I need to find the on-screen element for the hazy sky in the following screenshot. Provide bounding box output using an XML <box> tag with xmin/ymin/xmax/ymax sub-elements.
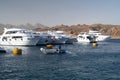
<box><xmin>0</xmin><ymin>0</ymin><xmax>120</xmax><ymax>26</ymax></box>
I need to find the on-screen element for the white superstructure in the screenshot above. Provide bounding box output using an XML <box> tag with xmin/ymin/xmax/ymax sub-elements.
<box><xmin>77</xmin><ymin>30</ymin><xmax>111</xmax><ymax>42</ymax></box>
<box><xmin>0</xmin><ymin>28</ymin><xmax>40</xmax><ymax>46</ymax></box>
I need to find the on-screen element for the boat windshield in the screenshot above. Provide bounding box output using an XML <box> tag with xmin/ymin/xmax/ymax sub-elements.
<box><xmin>5</xmin><ymin>31</ymin><xmax>18</xmax><ymax>34</ymax></box>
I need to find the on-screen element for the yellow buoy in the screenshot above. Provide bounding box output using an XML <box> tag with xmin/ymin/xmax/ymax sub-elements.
<box><xmin>92</xmin><ymin>42</ymin><xmax>98</xmax><ymax>47</ymax></box>
<box><xmin>46</xmin><ymin>44</ymin><xmax>53</xmax><ymax>49</ymax></box>
<box><xmin>13</xmin><ymin>48</ymin><xmax>22</xmax><ymax>55</ymax></box>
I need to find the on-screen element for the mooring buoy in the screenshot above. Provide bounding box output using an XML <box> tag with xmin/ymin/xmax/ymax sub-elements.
<box><xmin>13</xmin><ymin>48</ymin><xmax>22</xmax><ymax>55</ymax></box>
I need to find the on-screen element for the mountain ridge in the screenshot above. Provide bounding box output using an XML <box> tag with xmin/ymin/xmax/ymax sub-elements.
<box><xmin>0</xmin><ymin>23</ymin><xmax>120</xmax><ymax>39</ymax></box>
<box><xmin>35</xmin><ymin>24</ymin><xmax>120</xmax><ymax>39</ymax></box>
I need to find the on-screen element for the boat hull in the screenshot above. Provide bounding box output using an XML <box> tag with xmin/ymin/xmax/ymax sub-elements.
<box><xmin>0</xmin><ymin>37</ymin><xmax>40</xmax><ymax>46</ymax></box>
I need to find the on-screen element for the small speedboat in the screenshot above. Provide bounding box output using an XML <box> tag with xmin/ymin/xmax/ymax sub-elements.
<box><xmin>40</xmin><ymin>48</ymin><xmax>65</xmax><ymax>54</ymax></box>
<box><xmin>40</xmin><ymin>44</ymin><xmax>65</xmax><ymax>54</ymax></box>
<box><xmin>0</xmin><ymin>47</ymin><xmax>6</xmax><ymax>53</ymax></box>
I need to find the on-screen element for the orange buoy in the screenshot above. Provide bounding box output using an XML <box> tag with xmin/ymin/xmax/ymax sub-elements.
<box><xmin>13</xmin><ymin>48</ymin><xmax>22</xmax><ymax>55</ymax></box>
<box><xmin>46</xmin><ymin>44</ymin><xmax>53</xmax><ymax>49</ymax></box>
<box><xmin>92</xmin><ymin>42</ymin><xmax>98</xmax><ymax>47</ymax></box>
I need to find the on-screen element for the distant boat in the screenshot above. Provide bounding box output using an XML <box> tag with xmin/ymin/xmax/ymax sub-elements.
<box><xmin>36</xmin><ymin>32</ymin><xmax>53</xmax><ymax>45</ymax></box>
<box><xmin>47</xmin><ymin>30</ymin><xmax>74</xmax><ymax>44</ymax></box>
<box><xmin>77</xmin><ymin>30</ymin><xmax>111</xmax><ymax>42</ymax></box>
<box><xmin>0</xmin><ymin>28</ymin><xmax>40</xmax><ymax>46</ymax></box>
<box><xmin>36</xmin><ymin>30</ymin><xmax>75</xmax><ymax>45</ymax></box>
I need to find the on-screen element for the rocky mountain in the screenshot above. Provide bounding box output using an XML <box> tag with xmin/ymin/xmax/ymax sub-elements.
<box><xmin>0</xmin><ymin>23</ymin><xmax>120</xmax><ymax>39</ymax></box>
<box><xmin>35</xmin><ymin>24</ymin><xmax>120</xmax><ymax>39</ymax></box>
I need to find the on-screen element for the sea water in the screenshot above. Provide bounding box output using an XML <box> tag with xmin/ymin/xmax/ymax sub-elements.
<box><xmin>0</xmin><ymin>39</ymin><xmax>120</xmax><ymax>80</ymax></box>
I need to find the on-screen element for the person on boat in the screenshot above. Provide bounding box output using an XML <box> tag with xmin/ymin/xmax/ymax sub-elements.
<box><xmin>56</xmin><ymin>45</ymin><xmax>61</xmax><ymax>53</ymax></box>
<box><xmin>57</xmin><ymin>45</ymin><xmax>65</xmax><ymax>54</ymax></box>
<box><xmin>58</xmin><ymin>45</ymin><xmax>61</xmax><ymax>50</ymax></box>
<box><xmin>45</xmin><ymin>39</ymin><xmax>48</xmax><ymax>43</ymax></box>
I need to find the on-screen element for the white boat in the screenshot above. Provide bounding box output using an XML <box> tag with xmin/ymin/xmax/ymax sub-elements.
<box><xmin>47</xmin><ymin>31</ymin><xmax>74</xmax><ymax>44</ymax></box>
<box><xmin>54</xmin><ymin>31</ymin><xmax>75</xmax><ymax>44</ymax></box>
<box><xmin>77</xmin><ymin>30</ymin><xmax>111</xmax><ymax>42</ymax></box>
<box><xmin>37</xmin><ymin>30</ymin><xmax>75</xmax><ymax>45</ymax></box>
<box><xmin>40</xmin><ymin>45</ymin><xmax>65</xmax><ymax>54</ymax></box>
<box><xmin>0</xmin><ymin>28</ymin><xmax>40</xmax><ymax>46</ymax></box>
<box><xmin>40</xmin><ymin>48</ymin><xmax>65</xmax><ymax>54</ymax></box>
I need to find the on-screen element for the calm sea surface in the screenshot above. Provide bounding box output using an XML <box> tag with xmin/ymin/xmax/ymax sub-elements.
<box><xmin>0</xmin><ymin>39</ymin><xmax>120</xmax><ymax>80</ymax></box>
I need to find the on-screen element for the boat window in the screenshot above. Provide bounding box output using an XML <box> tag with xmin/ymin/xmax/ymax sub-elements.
<box><xmin>27</xmin><ymin>38</ymin><xmax>32</xmax><ymax>40</ymax></box>
<box><xmin>6</xmin><ymin>31</ymin><xmax>17</xmax><ymax>34</ymax></box>
<box><xmin>2</xmin><ymin>37</ymin><xmax>6</xmax><ymax>41</ymax></box>
<box><xmin>21</xmin><ymin>31</ymin><xmax>31</xmax><ymax>34</ymax></box>
<box><xmin>12</xmin><ymin>36</ymin><xmax>23</xmax><ymax>38</ymax></box>
<box><xmin>79</xmin><ymin>36</ymin><xmax>83</xmax><ymax>38</ymax></box>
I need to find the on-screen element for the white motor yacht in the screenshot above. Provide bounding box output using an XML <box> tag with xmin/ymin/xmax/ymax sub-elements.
<box><xmin>77</xmin><ymin>30</ymin><xmax>111</xmax><ymax>43</ymax></box>
<box><xmin>0</xmin><ymin>28</ymin><xmax>40</xmax><ymax>46</ymax></box>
